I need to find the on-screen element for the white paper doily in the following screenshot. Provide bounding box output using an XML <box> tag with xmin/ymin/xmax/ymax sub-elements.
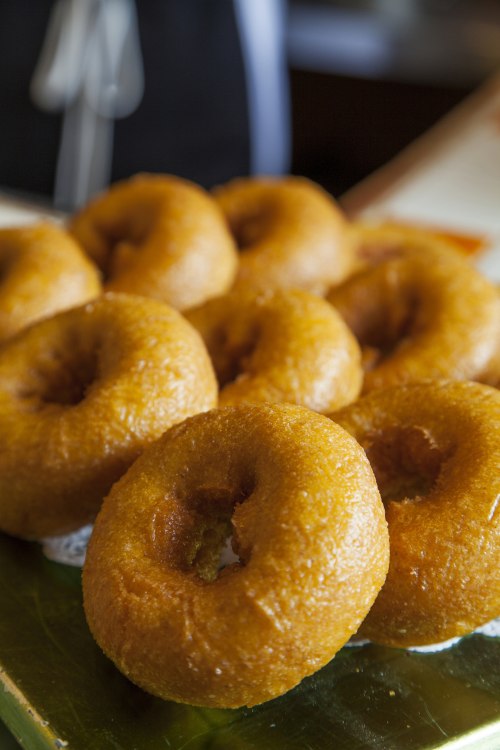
<box><xmin>41</xmin><ymin>525</ymin><xmax>93</xmax><ymax>568</ymax></box>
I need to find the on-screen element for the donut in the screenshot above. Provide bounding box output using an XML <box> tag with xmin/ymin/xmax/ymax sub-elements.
<box><xmin>480</xmin><ymin>296</ymin><xmax>500</xmax><ymax>388</ymax></box>
<box><xmin>490</xmin><ymin>356</ymin><xmax>500</xmax><ymax>389</ymax></box>
<box><xmin>327</xmin><ymin>244</ymin><xmax>500</xmax><ymax>391</ymax></box>
<box><xmin>83</xmin><ymin>403</ymin><xmax>389</xmax><ymax>708</ymax></box>
<box><xmin>332</xmin><ymin>380</ymin><xmax>500</xmax><ymax>647</ymax></box>
<box><xmin>0</xmin><ymin>223</ymin><xmax>100</xmax><ymax>341</ymax></box>
<box><xmin>186</xmin><ymin>288</ymin><xmax>362</xmax><ymax>412</ymax></box>
<box><xmin>0</xmin><ymin>293</ymin><xmax>217</xmax><ymax>539</ymax></box>
<box><xmin>69</xmin><ymin>173</ymin><xmax>238</xmax><ymax>310</ymax></box>
<box><xmin>349</xmin><ymin>220</ymin><xmax>470</xmax><ymax>269</ymax></box>
<box><xmin>213</xmin><ymin>176</ymin><xmax>353</xmax><ymax>295</ymax></box>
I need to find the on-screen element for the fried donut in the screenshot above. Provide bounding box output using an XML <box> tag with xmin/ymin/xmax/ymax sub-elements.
<box><xmin>485</xmin><ymin>299</ymin><xmax>500</xmax><ymax>388</ymax></box>
<box><xmin>213</xmin><ymin>176</ymin><xmax>353</xmax><ymax>295</ymax></box>
<box><xmin>0</xmin><ymin>293</ymin><xmax>217</xmax><ymax>539</ymax></box>
<box><xmin>489</xmin><ymin>356</ymin><xmax>500</xmax><ymax>389</ymax></box>
<box><xmin>332</xmin><ymin>380</ymin><xmax>500</xmax><ymax>647</ymax></box>
<box><xmin>69</xmin><ymin>174</ymin><xmax>238</xmax><ymax>310</ymax></box>
<box><xmin>186</xmin><ymin>288</ymin><xmax>362</xmax><ymax>411</ymax></box>
<box><xmin>349</xmin><ymin>220</ymin><xmax>470</xmax><ymax>269</ymax></box>
<box><xmin>83</xmin><ymin>403</ymin><xmax>389</xmax><ymax>708</ymax></box>
<box><xmin>327</xmin><ymin>244</ymin><xmax>500</xmax><ymax>391</ymax></box>
<box><xmin>0</xmin><ymin>223</ymin><xmax>100</xmax><ymax>341</ymax></box>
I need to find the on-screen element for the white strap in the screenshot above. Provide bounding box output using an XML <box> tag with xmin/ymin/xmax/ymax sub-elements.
<box><xmin>233</xmin><ymin>0</ymin><xmax>291</xmax><ymax>176</ymax></box>
<box><xmin>30</xmin><ymin>0</ymin><xmax>143</xmax><ymax>208</ymax></box>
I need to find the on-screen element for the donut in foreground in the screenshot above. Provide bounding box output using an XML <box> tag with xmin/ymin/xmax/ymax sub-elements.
<box><xmin>83</xmin><ymin>404</ymin><xmax>389</xmax><ymax>708</ymax></box>
<box><xmin>0</xmin><ymin>223</ymin><xmax>101</xmax><ymax>341</ymax></box>
<box><xmin>0</xmin><ymin>293</ymin><xmax>217</xmax><ymax>539</ymax></box>
<box><xmin>186</xmin><ymin>288</ymin><xmax>362</xmax><ymax>412</ymax></box>
<box><xmin>214</xmin><ymin>176</ymin><xmax>353</xmax><ymax>295</ymax></box>
<box><xmin>327</xmin><ymin>244</ymin><xmax>500</xmax><ymax>391</ymax></box>
<box><xmin>332</xmin><ymin>380</ymin><xmax>500</xmax><ymax>647</ymax></box>
<box><xmin>69</xmin><ymin>173</ymin><xmax>238</xmax><ymax>310</ymax></box>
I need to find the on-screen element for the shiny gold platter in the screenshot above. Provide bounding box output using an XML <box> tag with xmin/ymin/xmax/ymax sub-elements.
<box><xmin>0</xmin><ymin>532</ymin><xmax>499</xmax><ymax>750</ymax></box>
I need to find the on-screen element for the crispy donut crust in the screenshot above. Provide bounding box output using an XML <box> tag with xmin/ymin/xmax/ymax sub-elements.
<box><xmin>0</xmin><ymin>293</ymin><xmax>217</xmax><ymax>539</ymax></box>
<box><xmin>348</xmin><ymin>220</ymin><xmax>470</xmax><ymax>269</ymax></box>
<box><xmin>83</xmin><ymin>404</ymin><xmax>389</xmax><ymax>708</ymax></box>
<box><xmin>213</xmin><ymin>177</ymin><xmax>353</xmax><ymax>295</ymax></box>
<box><xmin>487</xmin><ymin>294</ymin><xmax>500</xmax><ymax>388</ymax></box>
<box><xmin>332</xmin><ymin>380</ymin><xmax>500</xmax><ymax>647</ymax></box>
<box><xmin>490</xmin><ymin>358</ymin><xmax>500</xmax><ymax>389</ymax></box>
<box><xmin>0</xmin><ymin>223</ymin><xmax>100</xmax><ymax>341</ymax></box>
<box><xmin>327</xmin><ymin>245</ymin><xmax>500</xmax><ymax>391</ymax></box>
<box><xmin>186</xmin><ymin>288</ymin><xmax>362</xmax><ymax>412</ymax></box>
<box><xmin>69</xmin><ymin>174</ymin><xmax>238</xmax><ymax>310</ymax></box>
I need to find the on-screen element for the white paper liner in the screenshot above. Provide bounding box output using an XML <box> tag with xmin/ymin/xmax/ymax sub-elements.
<box><xmin>41</xmin><ymin>525</ymin><xmax>93</xmax><ymax>568</ymax></box>
<box><xmin>40</xmin><ymin>526</ymin><xmax>500</xmax><ymax>653</ymax></box>
<box><xmin>347</xmin><ymin>618</ymin><xmax>500</xmax><ymax>653</ymax></box>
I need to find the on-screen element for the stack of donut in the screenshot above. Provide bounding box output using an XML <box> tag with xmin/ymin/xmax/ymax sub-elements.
<box><xmin>0</xmin><ymin>173</ymin><xmax>498</xmax><ymax>709</ymax></box>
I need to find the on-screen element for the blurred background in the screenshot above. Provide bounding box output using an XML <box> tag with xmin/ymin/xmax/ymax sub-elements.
<box><xmin>1</xmin><ymin>0</ymin><xmax>500</xmax><ymax>210</ymax></box>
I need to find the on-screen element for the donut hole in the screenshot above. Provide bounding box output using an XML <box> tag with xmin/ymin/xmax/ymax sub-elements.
<box><xmin>189</xmin><ymin>517</ymin><xmax>238</xmax><ymax>583</ymax></box>
<box><xmin>229</xmin><ymin>207</ymin><xmax>272</xmax><ymax>251</ymax></box>
<box><xmin>330</xmin><ymin>268</ymin><xmax>422</xmax><ymax>373</ymax></box>
<box><xmin>93</xmin><ymin>208</ymin><xmax>157</xmax><ymax>280</ymax></box>
<box><xmin>213</xmin><ymin>324</ymin><xmax>260</xmax><ymax>388</ymax></box>
<box><xmin>355</xmin><ymin>294</ymin><xmax>418</xmax><ymax>372</ymax></box>
<box><xmin>19</xmin><ymin>345</ymin><xmax>99</xmax><ymax>407</ymax></box>
<box><xmin>42</xmin><ymin>353</ymin><xmax>98</xmax><ymax>405</ymax></box>
<box><xmin>185</xmin><ymin>480</ymin><xmax>255</xmax><ymax>582</ymax></box>
<box><xmin>363</xmin><ymin>426</ymin><xmax>446</xmax><ymax>504</ymax></box>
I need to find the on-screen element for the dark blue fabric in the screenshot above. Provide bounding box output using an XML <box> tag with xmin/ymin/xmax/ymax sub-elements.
<box><xmin>0</xmin><ymin>0</ymin><xmax>250</xmax><ymax>200</ymax></box>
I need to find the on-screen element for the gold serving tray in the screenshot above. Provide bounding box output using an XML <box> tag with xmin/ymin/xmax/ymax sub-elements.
<box><xmin>0</xmin><ymin>532</ymin><xmax>499</xmax><ymax>750</ymax></box>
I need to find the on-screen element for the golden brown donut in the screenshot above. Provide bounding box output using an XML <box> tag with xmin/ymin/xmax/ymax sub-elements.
<box><xmin>489</xmin><ymin>356</ymin><xmax>500</xmax><ymax>389</ymax></box>
<box><xmin>83</xmin><ymin>403</ymin><xmax>389</xmax><ymax>708</ymax></box>
<box><xmin>332</xmin><ymin>380</ymin><xmax>500</xmax><ymax>647</ymax></box>
<box><xmin>349</xmin><ymin>220</ymin><xmax>471</xmax><ymax>269</ymax></box>
<box><xmin>485</xmin><ymin>294</ymin><xmax>500</xmax><ymax>388</ymax></box>
<box><xmin>213</xmin><ymin>176</ymin><xmax>353</xmax><ymax>295</ymax></box>
<box><xmin>0</xmin><ymin>223</ymin><xmax>100</xmax><ymax>341</ymax></box>
<box><xmin>186</xmin><ymin>288</ymin><xmax>362</xmax><ymax>412</ymax></box>
<box><xmin>0</xmin><ymin>293</ymin><xmax>217</xmax><ymax>539</ymax></box>
<box><xmin>69</xmin><ymin>173</ymin><xmax>238</xmax><ymax>310</ymax></box>
<box><xmin>327</xmin><ymin>244</ymin><xmax>500</xmax><ymax>391</ymax></box>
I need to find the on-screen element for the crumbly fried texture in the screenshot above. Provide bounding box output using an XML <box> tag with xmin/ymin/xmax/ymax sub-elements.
<box><xmin>328</xmin><ymin>244</ymin><xmax>500</xmax><ymax>391</ymax></box>
<box><xmin>0</xmin><ymin>293</ymin><xmax>217</xmax><ymax>538</ymax></box>
<box><xmin>187</xmin><ymin>287</ymin><xmax>362</xmax><ymax>412</ymax></box>
<box><xmin>83</xmin><ymin>403</ymin><xmax>389</xmax><ymax>708</ymax></box>
<box><xmin>213</xmin><ymin>176</ymin><xmax>353</xmax><ymax>296</ymax></box>
<box><xmin>69</xmin><ymin>173</ymin><xmax>238</xmax><ymax>310</ymax></box>
<box><xmin>0</xmin><ymin>222</ymin><xmax>101</xmax><ymax>341</ymax></box>
<box><xmin>332</xmin><ymin>380</ymin><xmax>500</xmax><ymax>647</ymax></box>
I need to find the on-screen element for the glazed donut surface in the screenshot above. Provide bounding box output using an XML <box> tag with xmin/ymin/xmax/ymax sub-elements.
<box><xmin>327</xmin><ymin>244</ymin><xmax>500</xmax><ymax>391</ymax></box>
<box><xmin>0</xmin><ymin>223</ymin><xmax>100</xmax><ymax>341</ymax></box>
<box><xmin>332</xmin><ymin>380</ymin><xmax>500</xmax><ymax>647</ymax></box>
<box><xmin>214</xmin><ymin>176</ymin><xmax>353</xmax><ymax>295</ymax></box>
<box><xmin>69</xmin><ymin>173</ymin><xmax>238</xmax><ymax>310</ymax></box>
<box><xmin>0</xmin><ymin>293</ymin><xmax>217</xmax><ymax>539</ymax></box>
<box><xmin>83</xmin><ymin>403</ymin><xmax>389</xmax><ymax>708</ymax></box>
<box><xmin>186</xmin><ymin>288</ymin><xmax>362</xmax><ymax>412</ymax></box>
